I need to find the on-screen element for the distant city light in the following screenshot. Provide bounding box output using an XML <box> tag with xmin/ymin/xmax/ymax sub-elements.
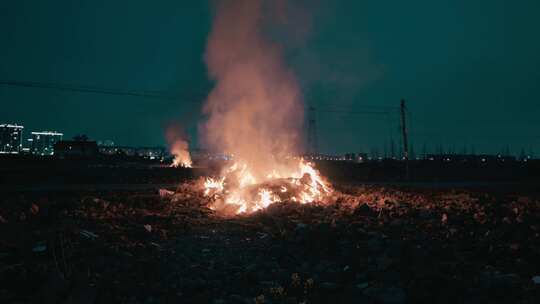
<box><xmin>0</xmin><ymin>123</ymin><xmax>24</xmax><ymax>154</ymax></box>
<box><xmin>30</xmin><ymin>131</ymin><xmax>63</xmax><ymax>156</ymax></box>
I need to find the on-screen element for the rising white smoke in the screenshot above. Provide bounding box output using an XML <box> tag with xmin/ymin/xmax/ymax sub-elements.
<box><xmin>201</xmin><ymin>0</ymin><xmax>305</xmax><ymax>178</ymax></box>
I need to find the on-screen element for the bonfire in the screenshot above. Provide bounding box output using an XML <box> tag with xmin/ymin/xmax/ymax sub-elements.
<box><xmin>202</xmin><ymin>159</ymin><xmax>333</xmax><ymax>214</ymax></box>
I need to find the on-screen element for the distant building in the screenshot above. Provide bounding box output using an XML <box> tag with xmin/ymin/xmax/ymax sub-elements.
<box><xmin>304</xmin><ymin>152</ymin><xmax>368</xmax><ymax>162</ymax></box>
<box><xmin>426</xmin><ymin>154</ymin><xmax>517</xmax><ymax>163</ymax></box>
<box><xmin>190</xmin><ymin>148</ymin><xmax>211</xmax><ymax>161</ymax></box>
<box><xmin>54</xmin><ymin>140</ymin><xmax>98</xmax><ymax>158</ymax></box>
<box><xmin>136</xmin><ymin>147</ymin><xmax>166</xmax><ymax>159</ymax></box>
<box><xmin>97</xmin><ymin>140</ymin><xmax>115</xmax><ymax>147</ymax></box>
<box><xmin>98</xmin><ymin>146</ymin><xmax>166</xmax><ymax>160</ymax></box>
<box><xmin>344</xmin><ymin>153</ymin><xmax>369</xmax><ymax>162</ymax></box>
<box><xmin>99</xmin><ymin>146</ymin><xmax>135</xmax><ymax>156</ymax></box>
<box><xmin>29</xmin><ymin>131</ymin><xmax>63</xmax><ymax>155</ymax></box>
<box><xmin>0</xmin><ymin>124</ymin><xmax>24</xmax><ymax>154</ymax></box>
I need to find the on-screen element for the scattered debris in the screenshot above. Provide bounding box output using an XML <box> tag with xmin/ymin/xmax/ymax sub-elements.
<box><xmin>80</xmin><ymin>230</ymin><xmax>98</xmax><ymax>240</ymax></box>
<box><xmin>0</xmin><ymin>184</ymin><xmax>539</xmax><ymax>303</ymax></box>
<box><xmin>143</xmin><ymin>224</ymin><xmax>152</xmax><ymax>233</ymax></box>
<box><xmin>159</xmin><ymin>188</ymin><xmax>175</xmax><ymax>199</ymax></box>
<box><xmin>356</xmin><ymin>282</ymin><xmax>369</xmax><ymax>290</ymax></box>
<box><xmin>30</xmin><ymin>204</ymin><xmax>39</xmax><ymax>215</ymax></box>
<box><xmin>32</xmin><ymin>243</ymin><xmax>47</xmax><ymax>253</ymax></box>
<box><xmin>364</xmin><ymin>286</ymin><xmax>406</xmax><ymax>304</ymax></box>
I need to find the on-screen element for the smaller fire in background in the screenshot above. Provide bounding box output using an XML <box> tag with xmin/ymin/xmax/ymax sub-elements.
<box><xmin>170</xmin><ymin>139</ymin><xmax>192</xmax><ymax>168</ymax></box>
<box><xmin>165</xmin><ymin>123</ymin><xmax>192</xmax><ymax>168</ymax></box>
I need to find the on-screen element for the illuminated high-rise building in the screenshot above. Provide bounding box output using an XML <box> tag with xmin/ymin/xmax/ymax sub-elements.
<box><xmin>0</xmin><ymin>124</ymin><xmax>24</xmax><ymax>154</ymax></box>
<box><xmin>29</xmin><ymin>131</ymin><xmax>64</xmax><ymax>155</ymax></box>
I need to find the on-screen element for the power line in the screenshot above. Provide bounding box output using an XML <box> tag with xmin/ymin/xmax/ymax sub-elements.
<box><xmin>317</xmin><ymin>103</ymin><xmax>399</xmax><ymax>111</ymax></box>
<box><xmin>316</xmin><ymin>109</ymin><xmax>395</xmax><ymax>116</ymax></box>
<box><xmin>0</xmin><ymin>79</ymin><xmax>204</xmax><ymax>103</ymax></box>
<box><xmin>413</xmin><ymin>117</ymin><xmax>540</xmax><ymax>126</ymax></box>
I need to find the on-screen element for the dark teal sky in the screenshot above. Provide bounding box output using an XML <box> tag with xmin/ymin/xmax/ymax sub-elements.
<box><xmin>1</xmin><ymin>1</ymin><xmax>539</xmax><ymax>155</ymax></box>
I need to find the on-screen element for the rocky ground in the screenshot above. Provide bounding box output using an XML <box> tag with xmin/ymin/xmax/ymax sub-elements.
<box><xmin>1</xmin><ymin>183</ymin><xmax>540</xmax><ymax>303</ymax></box>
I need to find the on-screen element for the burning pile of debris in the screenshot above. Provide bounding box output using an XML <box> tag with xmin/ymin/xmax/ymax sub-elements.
<box><xmin>196</xmin><ymin>159</ymin><xmax>334</xmax><ymax>215</ymax></box>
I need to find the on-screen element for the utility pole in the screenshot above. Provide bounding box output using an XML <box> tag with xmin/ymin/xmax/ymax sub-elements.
<box><xmin>400</xmin><ymin>99</ymin><xmax>410</xmax><ymax>179</ymax></box>
<box><xmin>307</xmin><ymin>106</ymin><xmax>318</xmax><ymax>155</ymax></box>
<box><xmin>390</xmin><ymin>139</ymin><xmax>396</xmax><ymax>159</ymax></box>
<box><xmin>400</xmin><ymin>99</ymin><xmax>409</xmax><ymax>160</ymax></box>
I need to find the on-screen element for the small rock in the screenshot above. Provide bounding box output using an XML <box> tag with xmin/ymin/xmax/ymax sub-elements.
<box><xmin>159</xmin><ymin>189</ymin><xmax>175</xmax><ymax>198</ymax></box>
<box><xmin>32</xmin><ymin>243</ymin><xmax>47</xmax><ymax>253</ymax></box>
<box><xmin>354</xmin><ymin>203</ymin><xmax>375</xmax><ymax>216</ymax></box>
<box><xmin>245</xmin><ymin>263</ymin><xmax>257</xmax><ymax>271</ymax></box>
<box><xmin>184</xmin><ymin>277</ymin><xmax>207</xmax><ymax>290</ymax></box>
<box><xmin>259</xmin><ymin>281</ymin><xmax>278</xmax><ymax>288</ymax></box>
<box><xmin>228</xmin><ymin>294</ymin><xmax>248</xmax><ymax>304</ymax></box>
<box><xmin>441</xmin><ymin>213</ymin><xmax>448</xmax><ymax>225</ymax></box>
<box><xmin>144</xmin><ymin>224</ymin><xmax>152</xmax><ymax>232</ymax></box>
<box><xmin>80</xmin><ymin>230</ymin><xmax>98</xmax><ymax>240</ymax></box>
<box><xmin>30</xmin><ymin>204</ymin><xmax>39</xmax><ymax>215</ymax></box>
<box><xmin>479</xmin><ymin>272</ymin><xmax>520</xmax><ymax>290</ymax></box>
<box><xmin>356</xmin><ymin>282</ymin><xmax>369</xmax><ymax>290</ymax></box>
<box><xmin>38</xmin><ymin>270</ymin><xmax>69</xmax><ymax>303</ymax></box>
<box><xmin>284</xmin><ymin>297</ymin><xmax>297</xmax><ymax>304</ymax></box>
<box><xmin>364</xmin><ymin>286</ymin><xmax>406</xmax><ymax>304</ymax></box>
<box><xmin>355</xmin><ymin>273</ymin><xmax>369</xmax><ymax>282</ymax></box>
<box><xmin>320</xmin><ymin>282</ymin><xmax>339</xmax><ymax>292</ymax></box>
<box><xmin>367</xmin><ymin>237</ymin><xmax>384</xmax><ymax>253</ymax></box>
<box><xmin>385</xmin><ymin>240</ymin><xmax>403</xmax><ymax>258</ymax></box>
<box><xmin>389</xmin><ymin>219</ymin><xmax>404</xmax><ymax>227</ymax></box>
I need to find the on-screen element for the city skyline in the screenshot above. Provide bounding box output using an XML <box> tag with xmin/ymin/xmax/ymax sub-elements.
<box><xmin>0</xmin><ymin>120</ymin><xmax>535</xmax><ymax>159</ymax></box>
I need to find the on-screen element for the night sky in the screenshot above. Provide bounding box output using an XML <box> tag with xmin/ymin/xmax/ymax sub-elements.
<box><xmin>1</xmin><ymin>1</ymin><xmax>539</xmax><ymax>155</ymax></box>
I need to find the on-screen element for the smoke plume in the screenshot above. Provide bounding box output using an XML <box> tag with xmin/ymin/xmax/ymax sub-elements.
<box><xmin>202</xmin><ymin>0</ymin><xmax>304</xmax><ymax>179</ymax></box>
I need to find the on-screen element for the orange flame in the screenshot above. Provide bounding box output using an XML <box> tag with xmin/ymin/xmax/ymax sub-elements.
<box><xmin>203</xmin><ymin>177</ymin><xmax>225</xmax><ymax>196</ymax></box>
<box><xmin>170</xmin><ymin>140</ymin><xmax>192</xmax><ymax>168</ymax></box>
<box><xmin>166</xmin><ymin>124</ymin><xmax>192</xmax><ymax>168</ymax></box>
<box><xmin>203</xmin><ymin>159</ymin><xmax>332</xmax><ymax>214</ymax></box>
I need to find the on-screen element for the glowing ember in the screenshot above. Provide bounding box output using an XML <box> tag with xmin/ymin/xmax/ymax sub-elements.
<box><xmin>202</xmin><ymin>159</ymin><xmax>332</xmax><ymax>214</ymax></box>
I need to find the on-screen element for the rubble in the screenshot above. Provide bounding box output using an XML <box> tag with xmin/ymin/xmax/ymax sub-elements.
<box><xmin>0</xmin><ymin>184</ymin><xmax>539</xmax><ymax>303</ymax></box>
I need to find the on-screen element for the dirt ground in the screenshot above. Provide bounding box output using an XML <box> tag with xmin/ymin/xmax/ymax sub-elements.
<box><xmin>1</xmin><ymin>183</ymin><xmax>540</xmax><ymax>303</ymax></box>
